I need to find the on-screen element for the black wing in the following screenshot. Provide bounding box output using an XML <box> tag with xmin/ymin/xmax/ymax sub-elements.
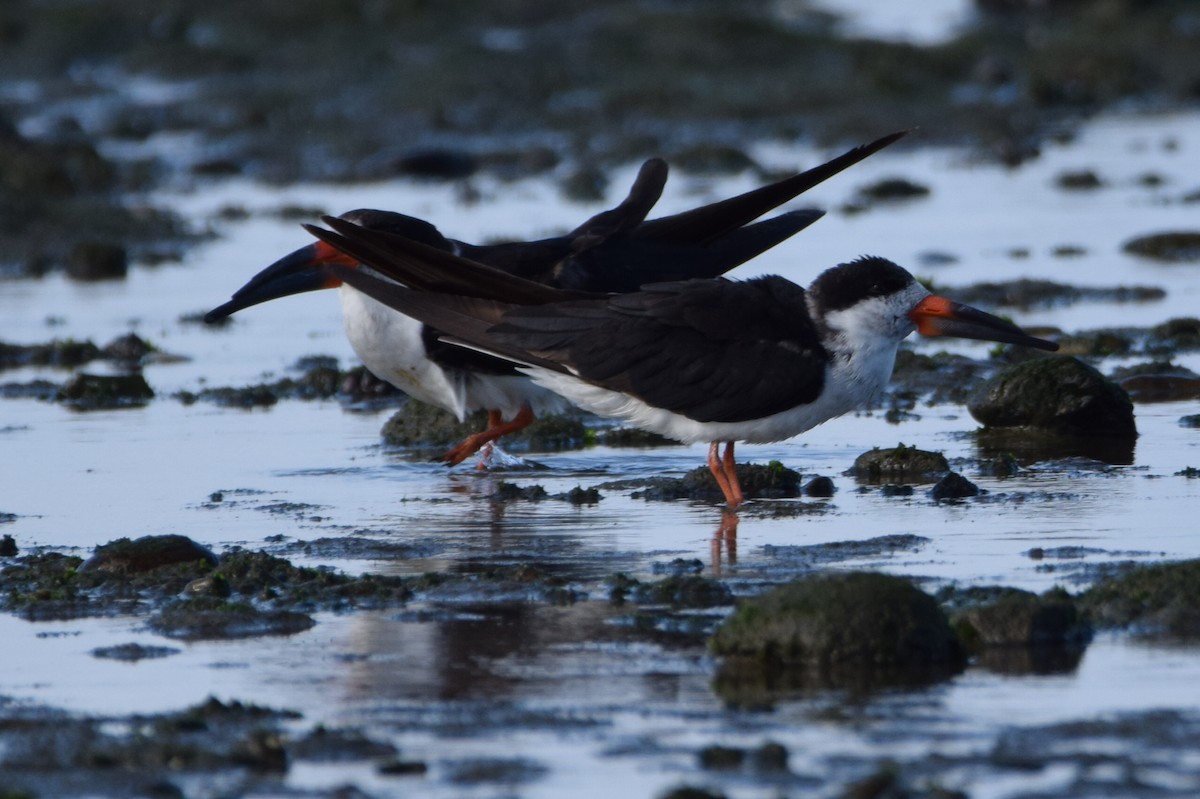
<box><xmin>490</xmin><ymin>275</ymin><xmax>830</xmax><ymax>423</ymax></box>
<box><xmin>632</xmin><ymin>129</ymin><xmax>909</xmax><ymax>246</ymax></box>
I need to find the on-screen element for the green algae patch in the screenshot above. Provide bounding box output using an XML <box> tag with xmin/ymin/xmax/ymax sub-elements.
<box><xmin>848</xmin><ymin>444</ymin><xmax>949</xmax><ymax>484</ymax></box>
<box><xmin>968</xmin><ymin>356</ymin><xmax>1136</xmax><ymax>437</ymax></box>
<box><xmin>1080</xmin><ymin>560</ymin><xmax>1200</xmax><ymax>639</ymax></box>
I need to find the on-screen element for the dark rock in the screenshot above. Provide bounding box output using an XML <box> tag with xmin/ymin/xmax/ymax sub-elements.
<box><xmin>848</xmin><ymin>444</ymin><xmax>949</xmax><ymax>484</ymax></box>
<box><xmin>0</xmin><ymin>534</ymin><xmax>16</xmax><ymax>556</ymax></box>
<box><xmin>0</xmin><ymin>338</ymin><xmax>103</xmax><ymax>370</ymax></box>
<box><xmin>857</xmin><ymin>176</ymin><xmax>931</xmax><ymax>201</ymax></box>
<box><xmin>1055</xmin><ymin>169</ymin><xmax>1103</xmax><ymax>190</ymax></box>
<box><xmin>968</xmin><ymin>356</ymin><xmax>1136</xmax><ymax>437</ymax></box>
<box><xmin>977</xmin><ymin>453</ymin><xmax>1021</xmax><ymax>477</ymax></box>
<box><xmin>102</xmin><ymin>333</ymin><xmax>155</xmax><ymax>364</ymax></box>
<box><xmin>378</xmin><ymin>759</ymin><xmax>429</xmax><ymax>776</ymax></box>
<box><xmin>944</xmin><ymin>279</ymin><xmax>1164</xmax><ymax>311</ymax></box>
<box><xmin>560</xmin><ymin>485</ymin><xmax>601</xmax><ymax>505</ymax></box>
<box><xmin>600</xmin><ymin>426</ymin><xmax>680</xmax><ymax>448</ymax></box>
<box><xmin>669</xmin><ymin>144</ymin><xmax>758</xmax><ymax>175</ymax></box>
<box><xmin>952</xmin><ymin>588</ymin><xmax>1089</xmax><ymax>650</ymax></box>
<box><xmin>559</xmin><ymin>164</ymin><xmax>608</xmax><ymax>202</ymax></box>
<box><xmin>626</xmin><ymin>460</ymin><xmax>800</xmax><ymax>503</ymax></box>
<box><xmin>389</xmin><ymin>148</ymin><xmax>477</xmax><ymax>180</ymax></box>
<box><xmin>381</xmin><ymin>401</ymin><xmax>482</xmax><ymax>448</ymax></box>
<box><xmin>930</xmin><ymin>472</ymin><xmax>980</xmax><ymax>502</ymax></box>
<box><xmin>149</xmin><ymin>597</ymin><xmax>316</xmax><ymax>640</ymax></box>
<box><xmin>1051</xmin><ymin>244</ymin><xmax>1086</xmax><ymax>258</ymax></box>
<box><xmin>229</xmin><ymin>728</ymin><xmax>288</xmax><ymax>772</ymax></box>
<box><xmin>879</xmin><ymin>484</ymin><xmax>914</xmax><ymax>497</ymax></box>
<box><xmin>490</xmin><ymin>481</ymin><xmax>547</xmax><ymax>502</ymax></box>
<box><xmin>633</xmin><ymin>575</ymin><xmax>732</xmax><ymax>609</ymax></box>
<box><xmin>66</xmin><ymin>242</ymin><xmax>127</xmax><ymax>281</ymax></box>
<box><xmin>1080</xmin><ymin>560</ymin><xmax>1200</xmax><ymax>638</ymax></box>
<box><xmin>1116</xmin><ymin>373</ymin><xmax>1200</xmax><ymax>403</ymax></box>
<box><xmin>698</xmin><ymin>745</ymin><xmax>744</xmax><ymax>770</ymax></box>
<box><xmin>81</xmin><ymin>534</ymin><xmax>218</xmax><ymax>574</ymax></box>
<box><xmin>1181</xmin><ymin>415</ymin><xmax>1200</xmax><ymax>428</ymax></box>
<box><xmin>1150</xmin><ymin>317</ymin><xmax>1200</xmax><ymax>351</ymax></box>
<box><xmin>191</xmin><ymin>384</ymin><xmax>278</xmax><ymax>408</ymax></box>
<box><xmin>710</xmin><ymin>572</ymin><xmax>964</xmax><ymax>671</ymax></box>
<box><xmin>803</xmin><ymin>476</ymin><xmax>835</xmax><ymax>497</ymax></box>
<box><xmin>91</xmin><ymin>643</ymin><xmax>182</xmax><ymax>661</ymax></box>
<box><xmin>1122</xmin><ymin>231</ymin><xmax>1200</xmax><ymax>262</ymax></box>
<box><xmin>750</xmin><ymin>742</ymin><xmax>789</xmax><ymax>772</ymax></box>
<box><xmin>57</xmin><ymin>372</ymin><xmax>154</xmax><ymax>409</ymax></box>
<box><xmin>658</xmin><ymin>787</ymin><xmax>726</xmax><ymax>799</ymax></box>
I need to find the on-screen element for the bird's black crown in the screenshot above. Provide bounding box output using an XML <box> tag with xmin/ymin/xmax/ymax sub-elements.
<box><xmin>807</xmin><ymin>256</ymin><xmax>913</xmax><ymax>313</ymax></box>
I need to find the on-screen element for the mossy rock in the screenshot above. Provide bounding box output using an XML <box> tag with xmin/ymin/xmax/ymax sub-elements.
<box><xmin>710</xmin><ymin>572</ymin><xmax>963</xmax><ymax>670</ymax></box>
<box><xmin>380</xmin><ymin>400</ymin><xmax>589</xmax><ymax>452</ymax></box>
<box><xmin>848</xmin><ymin>444</ymin><xmax>948</xmax><ymax>484</ymax></box>
<box><xmin>930</xmin><ymin>471</ymin><xmax>979</xmax><ymax>501</ymax></box>
<box><xmin>1080</xmin><ymin>560</ymin><xmax>1200</xmax><ymax>638</ymax></box>
<box><xmin>148</xmin><ymin>596</ymin><xmax>315</xmax><ymax>640</ymax></box>
<box><xmin>631</xmin><ymin>460</ymin><xmax>800</xmax><ymax>503</ymax></box>
<box><xmin>952</xmin><ymin>588</ymin><xmax>1089</xmax><ymax>651</ymax></box>
<box><xmin>57</xmin><ymin>372</ymin><xmax>154</xmax><ymax>409</ymax></box>
<box><xmin>81</xmin><ymin>534</ymin><xmax>218</xmax><ymax>575</ymax></box>
<box><xmin>968</xmin><ymin>356</ymin><xmax>1136</xmax><ymax>437</ymax></box>
<box><xmin>66</xmin><ymin>241</ymin><xmax>127</xmax><ymax>280</ymax></box>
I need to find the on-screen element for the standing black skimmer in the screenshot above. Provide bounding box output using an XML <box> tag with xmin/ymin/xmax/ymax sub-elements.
<box><xmin>307</xmin><ymin>235</ymin><xmax>1058</xmax><ymax>507</ymax></box>
<box><xmin>205</xmin><ymin>131</ymin><xmax>909</xmax><ymax>466</ymax></box>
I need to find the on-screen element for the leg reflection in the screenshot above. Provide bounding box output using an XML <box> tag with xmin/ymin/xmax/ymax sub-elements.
<box><xmin>710</xmin><ymin>510</ymin><xmax>739</xmax><ymax>573</ymax></box>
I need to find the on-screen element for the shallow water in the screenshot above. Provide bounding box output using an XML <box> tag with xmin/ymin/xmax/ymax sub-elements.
<box><xmin>3</xmin><ymin>111</ymin><xmax>1200</xmax><ymax>797</ymax></box>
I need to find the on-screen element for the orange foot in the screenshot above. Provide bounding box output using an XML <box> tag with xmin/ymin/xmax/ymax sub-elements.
<box><xmin>440</xmin><ymin>405</ymin><xmax>535</xmax><ymax>467</ymax></box>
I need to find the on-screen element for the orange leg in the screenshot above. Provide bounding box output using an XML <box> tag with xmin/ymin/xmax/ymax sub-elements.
<box><xmin>721</xmin><ymin>441</ymin><xmax>744</xmax><ymax>508</ymax></box>
<box><xmin>440</xmin><ymin>405</ymin><xmax>535</xmax><ymax>467</ymax></box>
<box><xmin>708</xmin><ymin>441</ymin><xmax>735</xmax><ymax>505</ymax></box>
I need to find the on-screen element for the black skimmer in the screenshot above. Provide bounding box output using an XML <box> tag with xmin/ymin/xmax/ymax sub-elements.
<box><xmin>306</xmin><ymin>231</ymin><xmax>1059</xmax><ymax>507</ymax></box>
<box><xmin>205</xmin><ymin>131</ymin><xmax>909</xmax><ymax>465</ymax></box>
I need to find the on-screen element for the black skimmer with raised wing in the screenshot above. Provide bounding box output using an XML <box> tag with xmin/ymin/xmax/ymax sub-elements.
<box><xmin>206</xmin><ymin>131</ymin><xmax>908</xmax><ymax>465</ymax></box>
<box><xmin>310</xmin><ymin>231</ymin><xmax>1058</xmax><ymax>507</ymax></box>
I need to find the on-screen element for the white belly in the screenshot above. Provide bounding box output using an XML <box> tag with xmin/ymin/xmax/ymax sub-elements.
<box><xmin>520</xmin><ymin>339</ymin><xmax>900</xmax><ymax>445</ymax></box>
<box><xmin>340</xmin><ymin>286</ymin><xmax>567</xmax><ymax>420</ymax></box>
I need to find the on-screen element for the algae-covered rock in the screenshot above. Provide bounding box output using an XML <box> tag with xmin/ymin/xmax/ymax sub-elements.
<box><xmin>66</xmin><ymin>241</ymin><xmax>127</xmax><ymax>281</ymax></box>
<box><xmin>81</xmin><ymin>534</ymin><xmax>218</xmax><ymax>574</ymax></box>
<box><xmin>968</xmin><ymin>356</ymin><xmax>1136</xmax><ymax>437</ymax></box>
<box><xmin>710</xmin><ymin>572</ymin><xmax>962</xmax><ymax>670</ymax></box>
<box><xmin>952</xmin><ymin>588</ymin><xmax>1088</xmax><ymax>650</ymax></box>
<box><xmin>930</xmin><ymin>472</ymin><xmax>979</xmax><ymax>502</ymax></box>
<box><xmin>848</xmin><ymin>444</ymin><xmax>949</xmax><ymax>484</ymax></box>
<box><xmin>1122</xmin><ymin>231</ymin><xmax>1200</xmax><ymax>262</ymax></box>
<box><xmin>149</xmin><ymin>597</ymin><xmax>316</xmax><ymax>640</ymax></box>
<box><xmin>57</xmin><ymin>372</ymin><xmax>154</xmax><ymax>409</ymax></box>
<box><xmin>381</xmin><ymin>400</ymin><xmax>589</xmax><ymax>453</ymax></box>
<box><xmin>1080</xmin><ymin>560</ymin><xmax>1200</xmax><ymax>638</ymax></box>
<box><xmin>629</xmin><ymin>460</ymin><xmax>801</xmax><ymax>503</ymax></box>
